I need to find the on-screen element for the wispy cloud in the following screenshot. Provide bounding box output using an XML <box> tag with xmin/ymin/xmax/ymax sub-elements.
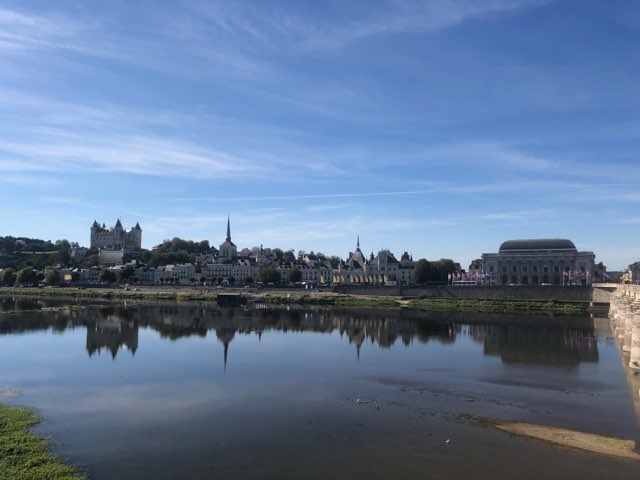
<box><xmin>285</xmin><ymin>0</ymin><xmax>551</xmax><ymax>50</ymax></box>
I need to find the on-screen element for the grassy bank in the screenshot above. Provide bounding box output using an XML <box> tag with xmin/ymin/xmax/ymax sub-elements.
<box><xmin>406</xmin><ymin>297</ymin><xmax>589</xmax><ymax>314</ymax></box>
<box><xmin>0</xmin><ymin>403</ymin><xmax>84</xmax><ymax>479</ymax></box>
<box><xmin>260</xmin><ymin>294</ymin><xmax>401</xmax><ymax>308</ymax></box>
<box><xmin>0</xmin><ymin>287</ymin><xmax>590</xmax><ymax>314</ymax></box>
<box><xmin>0</xmin><ymin>286</ymin><xmax>218</xmax><ymax>303</ymax></box>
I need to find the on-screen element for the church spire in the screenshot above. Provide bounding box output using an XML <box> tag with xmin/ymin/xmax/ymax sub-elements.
<box><xmin>226</xmin><ymin>214</ymin><xmax>231</xmax><ymax>242</ymax></box>
<box><xmin>356</xmin><ymin>234</ymin><xmax>361</xmax><ymax>251</ymax></box>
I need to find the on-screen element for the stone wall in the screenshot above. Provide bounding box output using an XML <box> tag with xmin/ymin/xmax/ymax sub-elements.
<box><xmin>333</xmin><ymin>285</ymin><xmax>593</xmax><ymax>302</ymax></box>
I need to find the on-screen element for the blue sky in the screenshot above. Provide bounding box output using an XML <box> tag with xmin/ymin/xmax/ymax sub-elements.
<box><xmin>1</xmin><ymin>0</ymin><xmax>639</xmax><ymax>270</ymax></box>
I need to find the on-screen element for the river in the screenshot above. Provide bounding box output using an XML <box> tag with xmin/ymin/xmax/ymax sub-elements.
<box><xmin>0</xmin><ymin>297</ymin><xmax>638</xmax><ymax>479</ymax></box>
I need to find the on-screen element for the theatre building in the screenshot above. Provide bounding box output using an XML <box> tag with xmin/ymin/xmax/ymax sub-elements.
<box><xmin>481</xmin><ymin>239</ymin><xmax>595</xmax><ymax>286</ymax></box>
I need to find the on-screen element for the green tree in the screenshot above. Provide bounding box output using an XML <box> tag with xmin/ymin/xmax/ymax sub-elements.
<box><xmin>1</xmin><ymin>267</ymin><xmax>16</xmax><ymax>286</ymax></box>
<box><xmin>412</xmin><ymin>259</ymin><xmax>431</xmax><ymax>284</ymax></box>
<box><xmin>287</xmin><ymin>267</ymin><xmax>303</xmax><ymax>284</ymax></box>
<box><xmin>99</xmin><ymin>268</ymin><xmax>117</xmax><ymax>284</ymax></box>
<box><xmin>16</xmin><ymin>268</ymin><xmax>38</xmax><ymax>286</ymax></box>
<box><xmin>328</xmin><ymin>256</ymin><xmax>341</xmax><ymax>269</ymax></box>
<box><xmin>56</xmin><ymin>240</ymin><xmax>71</xmax><ymax>264</ymax></box>
<box><xmin>283</xmin><ymin>249</ymin><xmax>296</xmax><ymax>262</ymax></box>
<box><xmin>430</xmin><ymin>259</ymin><xmax>457</xmax><ymax>282</ymax></box>
<box><xmin>45</xmin><ymin>269</ymin><xmax>60</xmax><ymax>285</ymax></box>
<box><xmin>118</xmin><ymin>265</ymin><xmax>135</xmax><ymax>283</ymax></box>
<box><xmin>259</xmin><ymin>266</ymin><xmax>281</xmax><ymax>284</ymax></box>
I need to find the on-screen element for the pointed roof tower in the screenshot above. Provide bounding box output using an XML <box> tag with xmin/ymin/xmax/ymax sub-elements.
<box><xmin>226</xmin><ymin>214</ymin><xmax>231</xmax><ymax>242</ymax></box>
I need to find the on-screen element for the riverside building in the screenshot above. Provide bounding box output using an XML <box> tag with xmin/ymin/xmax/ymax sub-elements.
<box><xmin>481</xmin><ymin>239</ymin><xmax>595</xmax><ymax>286</ymax></box>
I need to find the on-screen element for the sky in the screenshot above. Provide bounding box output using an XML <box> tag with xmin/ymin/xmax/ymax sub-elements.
<box><xmin>1</xmin><ymin>0</ymin><xmax>639</xmax><ymax>270</ymax></box>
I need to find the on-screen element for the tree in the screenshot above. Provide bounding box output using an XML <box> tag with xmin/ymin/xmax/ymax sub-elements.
<box><xmin>118</xmin><ymin>265</ymin><xmax>135</xmax><ymax>283</ymax></box>
<box><xmin>45</xmin><ymin>269</ymin><xmax>60</xmax><ymax>285</ymax></box>
<box><xmin>55</xmin><ymin>239</ymin><xmax>71</xmax><ymax>264</ymax></box>
<box><xmin>259</xmin><ymin>266</ymin><xmax>281</xmax><ymax>284</ymax></box>
<box><xmin>412</xmin><ymin>259</ymin><xmax>431</xmax><ymax>284</ymax></box>
<box><xmin>328</xmin><ymin>256</ymin><xmax>341</xmax><ymax>269</ymax></box>
<box><xmin>430</xmin><ymin>259</ymin><xmax>457</xmax><ymax>282</ymax></box>
<box><xmin>283</xmin><ymin>249</ymin><xmax>296</xmax><ymax>262</ymax></box>
<box><xmin>287</xmin><ymin>268</ymin><xmax>303</xmax><ymax>284</ymax></box>
<box><xmin>1</xmin><ymin>267</ymin><xmax>16</xmax><ymax>286</ymax></box>
<box><xmin>99</xmin><ymin>268</ymin><xmax>117</xmax><ymax>284</ymax></box>
<box><xmin>16</xmin><ymin>268</ymin><xmax>38</xmax><ymax>286</ymax></box>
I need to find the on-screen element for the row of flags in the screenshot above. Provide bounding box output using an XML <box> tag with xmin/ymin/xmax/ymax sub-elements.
<box><xmin>448</xmin><ymin>272</ymin><xmax>495</xmax><ymax>282</ymax></box>
<box><xmin>448</xmin><ymin>270</ymin><xmax>592</xmax><ymax>284</ymax></box>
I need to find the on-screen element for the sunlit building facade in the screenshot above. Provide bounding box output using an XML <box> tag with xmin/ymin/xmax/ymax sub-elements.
<box><xmin>482</xmin><ymin>239</ymin><xmax>595</xmax><ymax>286</ymax></box>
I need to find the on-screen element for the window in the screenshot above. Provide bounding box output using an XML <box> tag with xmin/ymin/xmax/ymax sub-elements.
<box><xmin>543</xmin><ymin>266</ymin><xmax>549</xmax><ymax>273</ymax></box>
<box><xmin>533</xmin><ymin>266</ymin><xmax>538</xmax><ymax>273</ymax></box>
<box><xmin>512</xmin><ymin>265</ymin><xmax>517</xmax><ymax>273</ymax></box>
<box><xmin>522</xmin><ymin>266</ymin><xmax>528</xmax><ymax>273</ymax></box>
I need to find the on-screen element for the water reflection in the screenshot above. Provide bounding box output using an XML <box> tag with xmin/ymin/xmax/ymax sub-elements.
<box><xmin>0</xmin><ymin>299</ymin><xmax>599</xmax><ymax>367</ymax></box>
<box><xmin>86</xmin><ymin>317</ymin><xmax>138</xmax><ymax>358</ymax></box>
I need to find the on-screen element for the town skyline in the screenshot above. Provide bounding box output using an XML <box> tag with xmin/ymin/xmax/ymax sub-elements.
<box><xmin>1</xmin><ymin>1</ymin><xmax>639</xmax><ymax>271</ymax></box>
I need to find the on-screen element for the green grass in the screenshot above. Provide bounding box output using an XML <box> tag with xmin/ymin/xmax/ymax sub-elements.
<box><xmin>406</xmin><ymin>297</ymin><xmax>589</xmax><ymax>314</ymax></box>
<box><xmin>259</xmin><ymin>294</ymin><xmax>400</xmax><ymax>308</ymax></box>
<box><xmin>0</xmin><ymin>287</ymin><xmax>218</xmax><ymax>303</ymax></box>
<box><xmin>0</xmin><ymin>403</ymin><xmax>85</xmax><ymax>479</ymax></box>
<box><xmin>0</xmin><ymin>287</ymin><xmax>590</xmax><ymax>314</ymax></box>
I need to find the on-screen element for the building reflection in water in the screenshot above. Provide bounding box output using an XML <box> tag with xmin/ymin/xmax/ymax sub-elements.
<box><xmin>480</xmin><ymin>324</ymin><xmax>598</xmax><ymax>365</ymax></box>
<box><xmin>0</xmin><ymin>299</ymin><xmax>599</xmax><ymax>368</ymax></box>
<box><xmin>86</xmin><ymin>308</ymin><xmax>139</xmax><ymax>359</ymax></box>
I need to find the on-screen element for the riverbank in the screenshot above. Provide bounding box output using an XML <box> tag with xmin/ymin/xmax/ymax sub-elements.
<box><xmin>0</xmin><ymin>286</ymin><xmax>591</xmax><ymax>314</ymax></box>
<box><xmin>0</xmin><ymin>402</ymin><xmax>84</xmax><ymax>479</ymax></box>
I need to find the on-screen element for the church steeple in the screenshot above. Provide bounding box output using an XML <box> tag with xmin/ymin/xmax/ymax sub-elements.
<box><xmin>226</xmin><ymin>215</ymin><xmax>231</xmax><ymax>242</ymax></box>
<box><xmin>356</xmin><ymin>235</ymin><xmax>361</xmax><ymax>252</ymax></box>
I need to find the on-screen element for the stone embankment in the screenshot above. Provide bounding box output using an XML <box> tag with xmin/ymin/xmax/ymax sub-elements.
<box><xmin>608</xmin><ymin>284</ymin><xmax>640</xmax><ymax>444</ymax></box>
<box><xmin>336</xmin><ymin>284</ymin><xmax>594</xmax><ymax>302</ymax></box>
<box><xmin>609</xmin><ymin>285</ymin><xmax>640</xmax><ymax>371</ymax></box>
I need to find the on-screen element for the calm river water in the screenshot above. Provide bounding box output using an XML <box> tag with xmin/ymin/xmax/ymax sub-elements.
<box><xmin>0</xmin><ymin>296</ymin><xmax>638</xmax><ymax>479</ymax></box>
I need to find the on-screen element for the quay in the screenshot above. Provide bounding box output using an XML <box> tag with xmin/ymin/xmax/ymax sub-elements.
<box><xmin>607</xmin><ymin>284</ymin><xmax>640</xmax><ymax>371</ymax></box>
<box><xmin>607</xmin><ymin>284</ymin><xmax>640</xmax><ymax>446</ymax></box>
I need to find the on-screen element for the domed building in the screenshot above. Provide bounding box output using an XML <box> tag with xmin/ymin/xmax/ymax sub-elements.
<box><xmin>481</xmin><ymin>239</ymin><xmax>595</xmax><ymax>286</ymax></box>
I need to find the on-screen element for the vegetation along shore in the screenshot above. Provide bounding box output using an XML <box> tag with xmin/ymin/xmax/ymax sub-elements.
<box><xmin>0</xmin><ymin>286</ymin><xmax>591</xmax><ymax>314</ymax></box>
<box><xmin>0</xmin><ymin>402</ymin><xmax>85</xmax><ymax>480</ymax></box>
